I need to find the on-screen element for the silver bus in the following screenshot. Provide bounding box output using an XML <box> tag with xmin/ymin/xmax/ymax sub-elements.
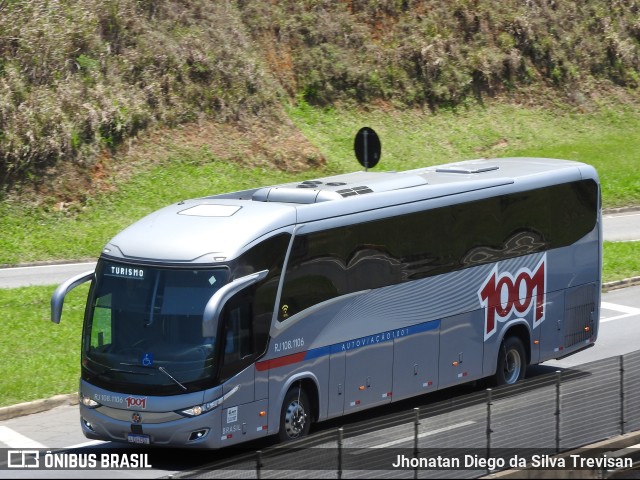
<box><xmin>52</xmin><ymin>155</ymin><xmax>601</xmax><ymax>448</ymax></box>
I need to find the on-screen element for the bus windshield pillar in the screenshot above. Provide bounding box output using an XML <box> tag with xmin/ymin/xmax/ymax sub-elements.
<box><xmin>202</xmin><ymin>269</ymin><xmax>269</xmax><ymax>337</ymax></box>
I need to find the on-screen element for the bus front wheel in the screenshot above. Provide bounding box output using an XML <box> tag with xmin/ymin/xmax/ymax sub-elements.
<box><xmin>278</xmin><ymin>386</ymin><xmax>311</xmax><ymax>442</ymax></box>
<box><xmin>495</xmin><ymin>336</ymin><xmax>526</xmax><ymax>386</ymax></box>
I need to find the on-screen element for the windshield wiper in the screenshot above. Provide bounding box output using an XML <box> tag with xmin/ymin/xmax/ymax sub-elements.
<box><xmin>85</xmin><ymin>357</ymin><xmax>154</xmax><ymax>377</ymax></box>
<box><xmin>157</xmin><ymin>366</ymin><xmax>187</xmax><ymax>391</ymax></box>
<box><xmin>118</xmin><ymin>362</ymin><xmax>187</xmax><ymax>391</ymax></box>
<box><xmin>110</xmin><ymin>368</ymin><xmax>154</xmax><ymax>375</ymax></box>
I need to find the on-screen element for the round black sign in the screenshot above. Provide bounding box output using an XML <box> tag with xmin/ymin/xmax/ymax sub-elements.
<box><xmin>354</xmin><ymin>127</ymin><xmax>381</xmax><ymax>169</ymax></box>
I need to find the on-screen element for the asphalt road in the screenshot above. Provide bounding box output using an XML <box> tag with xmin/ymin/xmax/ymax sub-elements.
<box><xmin>604</xmin><ymin>209</ymin><xmax>640</xmax><ymax>242</ymax></box>
<box><xmin>0</xmin><ymin>261</ymin><xmax>96</xmax><ymax>289</ymax></box>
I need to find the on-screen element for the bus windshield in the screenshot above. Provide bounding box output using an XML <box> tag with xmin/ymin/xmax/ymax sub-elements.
<box><xmin>82</xmin><ymin>260</ymin><xmax>229</xmax><ymax>395</ymax></box>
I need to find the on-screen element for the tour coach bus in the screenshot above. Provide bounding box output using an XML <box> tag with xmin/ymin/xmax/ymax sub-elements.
<box><xmin>52</xmin><ymin>152</ymin><xmax>601</xmax><ymax>449</ymax></box>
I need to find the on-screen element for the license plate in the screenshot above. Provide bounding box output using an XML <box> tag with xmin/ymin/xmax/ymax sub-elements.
<box><xmin>127</xmin><ymin>433</ymin><xmax>150</xmax><ymax>444</ymax></box>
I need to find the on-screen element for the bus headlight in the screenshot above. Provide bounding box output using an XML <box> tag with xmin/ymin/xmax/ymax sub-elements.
<box><xmin>178</xmin><ymin>386</ymin><xmax>239</xmax><ymax>417</ymax></box>
<box><xmin>178</xmin><ymin>398</ymin><xmax>220</xmax><ymax>417</ymax></box>
<box><xmin>79</xmin><ymin>394</ymin><xmax>100</xmax><ymax>408</ymax></box>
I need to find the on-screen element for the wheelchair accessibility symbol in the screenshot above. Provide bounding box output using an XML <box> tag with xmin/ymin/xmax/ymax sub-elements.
<box><xmin>142</xmin><ymin>353</ymin><xmax>154</xmax><ymax>367</ymax></box>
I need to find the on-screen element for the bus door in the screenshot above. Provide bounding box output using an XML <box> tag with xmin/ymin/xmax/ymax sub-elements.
<box><xmin>344</xmin><ymin>337</ymin><xmax>393</xmax><ymax>412</ymax></box>
<box><xmin>327</xmin><ymin>350</ymin><xmax>346</xmax><ymax>418</ymax></box>
<box><xmin>392</xmin><ymin>321</ymin><xmax>440</xmax><ymax>401</ymax></box>
<box><xmin>438</xmin><ymin>311</ymin><xmax>485</xmax><ymax>388</ymax></box>
<box><xmin>218</xmin><ymin>291</ymin><xmax>269</xmax><ymax>445</ymax></box>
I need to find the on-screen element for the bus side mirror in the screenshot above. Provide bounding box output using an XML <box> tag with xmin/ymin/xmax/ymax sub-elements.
<box><xmin>202</xmin><ymin>270</ymin><xmax>268</xmax><ymax>337</ymax></box>
<box><xmin>51</xmin><ymin>270</ymin><xmax>94</xmax><ymax>324</ymax></box>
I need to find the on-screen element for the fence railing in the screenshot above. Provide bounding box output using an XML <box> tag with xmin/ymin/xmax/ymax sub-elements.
<box><xmin>184</xmin><ymin>350</ymin><xmax>640</xmax><ymax>479</ymax></box>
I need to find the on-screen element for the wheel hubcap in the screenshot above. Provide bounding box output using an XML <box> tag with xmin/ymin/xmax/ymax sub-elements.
<box><xmin>284</xmin><ymin>400</ymin><xmax>307</xmax><ymax>438</ymax></box>
<box><xmin>503</xmin><ymin>349</ymin><xmax>522</xmax><ymax>384</ymax></box>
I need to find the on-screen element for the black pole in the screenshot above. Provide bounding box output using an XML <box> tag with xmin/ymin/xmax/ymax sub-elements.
<box><xmin>363</xmin><ymin>129</ymin><xmax>369</xmax><ymax>171</ymax></box>
<box><xmin>256</xmin><ymin>450</ymin><xmax>262</xmax><ymax>480</ymax></box>
<box><xmin>620</xmin><ymin>355</ymin><xmax>626</xmax><ymax>435</ymax></box>
<box><xmin>338</xmin><ymin>427</ymin><xmax>343</xmax><ymax>479</ymax></box>
<box><xmin>414</xmin><ymin>407</ymin><xmax>420</xmax><ymax>480</ymax></box>
<box><xmin>555</xmin><ymin>370</ymin><xmax>561</xmax><ymax>454</ymax></box>
<box><xmin>486</xmin><ymin>387</ymin><xmax>492</xmax><ymax>475</ymax></box>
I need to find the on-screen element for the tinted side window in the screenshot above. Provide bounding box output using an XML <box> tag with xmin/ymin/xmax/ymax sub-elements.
<box><xmin>229</xmin><ymin>233</ymin><xmax>291</xmax><ymax>359</ymax></box>
<box><xmin>278</xmin><ymin>232</ymin><xmax>344</xmax><ymax>322</ymax></box>
<box><xmin>545</xmin><ymin>179</ymin><xmax>598</xmax><ymax>245</ymax></box>
<box><xmin>278</xmin><ymin>180</ymin><xmax>597</xmax><ymax>321</ymax></box>
<box><xmin>218</xmin><ymin>290</ymin><xmax>254</xmax><ymax>382</ymax></box>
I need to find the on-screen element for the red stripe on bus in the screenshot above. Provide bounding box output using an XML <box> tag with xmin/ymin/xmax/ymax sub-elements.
<box><xmin>255</xmin><ymin>352</ymin><xmax>306</xmax><ymax>372</ymax></box>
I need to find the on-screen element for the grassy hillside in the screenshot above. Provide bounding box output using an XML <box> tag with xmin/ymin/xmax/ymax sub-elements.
<box><xmin>0</xmin><ymin>0</ymin><xmax>285</xmax><ymax>192</ymax></box>
<box><xmin>1</xmin><ymin>101</ymin><xmax>639</xmax><ymax>265</ymax></box>
<box><xmin>2</xmin><ymin>0</ymin><xmax>640</xmax><ymax>196</ymax></box>
<box><xmin>243</xmin><ymin>0</ymin><xmax>640</xmax><ymax>105</ymax></box>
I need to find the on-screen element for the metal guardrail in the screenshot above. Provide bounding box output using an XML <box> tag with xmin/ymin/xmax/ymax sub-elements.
<box><xmin>180</xmin><ymin>350</ymin><xmax>640</xmax><ymax>479</ymax></box>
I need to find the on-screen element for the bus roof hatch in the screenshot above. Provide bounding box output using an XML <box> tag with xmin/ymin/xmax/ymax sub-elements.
<box><xmin>251</xmin><ymin>172</ymin><xmax>428</xmax><ymax>204</ymax></box>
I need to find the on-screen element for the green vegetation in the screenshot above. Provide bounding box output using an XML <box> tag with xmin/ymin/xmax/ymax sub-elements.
<box><xmin>0</xmin><ymin>158</ymin><xmax>302</xmax><ymax>264</ymax></box>
<box><xmin>603</xmin><ymin>241</ymin><xmax>640</xmax><ymax>284</ymax></box>
<box><xmin>0</xmin><ymin>0</ymin><xmax>278</xmax><ymax>188</ymax></box>
<box><xmin>288</xmin><ymin>102</ymin><xmax>640</xmax><ymax>208</ymax></box>
<box><xmin>0</xmin><ymin>284</ymin><xmax>87</xmax><ymax>406</ymax></box>
<box><xmin>2</xmin><ymin>102</ymin><xmax>640</xmax><ymax>265</ymax></box>
<box><xmin>2</xmin><ymin>0</ymin><xmax>640</xmax><ymax>192</ymax></box>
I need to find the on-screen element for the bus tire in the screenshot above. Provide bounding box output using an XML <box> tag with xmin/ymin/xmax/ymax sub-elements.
<box><xmin>495</xmin><ymin>336</ymin><xmax>526</xmax><ymax>386</ymax></box>
<box><xmin>278</xmin><ymin>386</ymin><xmax>311</xmax><ymax>442</ymax></box>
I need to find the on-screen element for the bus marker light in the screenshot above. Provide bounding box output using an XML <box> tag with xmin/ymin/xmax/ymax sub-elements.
<box><xmin>259</xmin><ymin>411</ymin><xmax>266</xmax><ymax>417</ymax></box>
<box><xmin>452</xmin><ymin>361</ymin><xmax>459</xmax><ymax>367</ymax></box>
<box><xmin>358</xmin><ymin>385</ymin><xmax>365</xmax><ymax>391</ymax></box>
<box><xmin>584</xmin><ymin>326</ymin><xmax>591</xmax><ymax>332</ymax></box>
<box><xmin>534</xmin><ymin>340</ymin><xmax>540</xmax><ymax>345</ymax></box>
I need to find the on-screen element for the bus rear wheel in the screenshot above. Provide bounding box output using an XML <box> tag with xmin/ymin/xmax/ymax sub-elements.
<box><xmin>495</xmin><ymin>336</ymin><xmax>526</xmax><ymax>386</ymax></box>
<box><xmin>278</xmin><ymin>386</ymin><xmax>311</xmax><ymax>442</ymax></box>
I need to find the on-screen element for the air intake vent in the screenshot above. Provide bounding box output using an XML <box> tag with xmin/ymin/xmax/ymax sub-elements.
<box><xmin>336</xmin><ymin>186</ymin><xmax>374</xmax><ymax>197</ymax></box>
<box><xmin>436</xmin><ymin>164</ymin><xmax>499</xmax><ymax>174</ymax></box>
<box><xmin>251</xmin><ymin>172</ymin><xmax>427</xmax><ymax>204</ymax></box>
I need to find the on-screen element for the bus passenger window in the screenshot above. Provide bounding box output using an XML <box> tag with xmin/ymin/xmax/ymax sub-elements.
<box><xmin>223</xmin><ymin>302</ymin><xmax>253</xmax><ymax>364</ymax></box>
<box><xmin>90</xmin><ymin>294</ymin><xmax>112</xmax><ymax>350</ymax></box>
